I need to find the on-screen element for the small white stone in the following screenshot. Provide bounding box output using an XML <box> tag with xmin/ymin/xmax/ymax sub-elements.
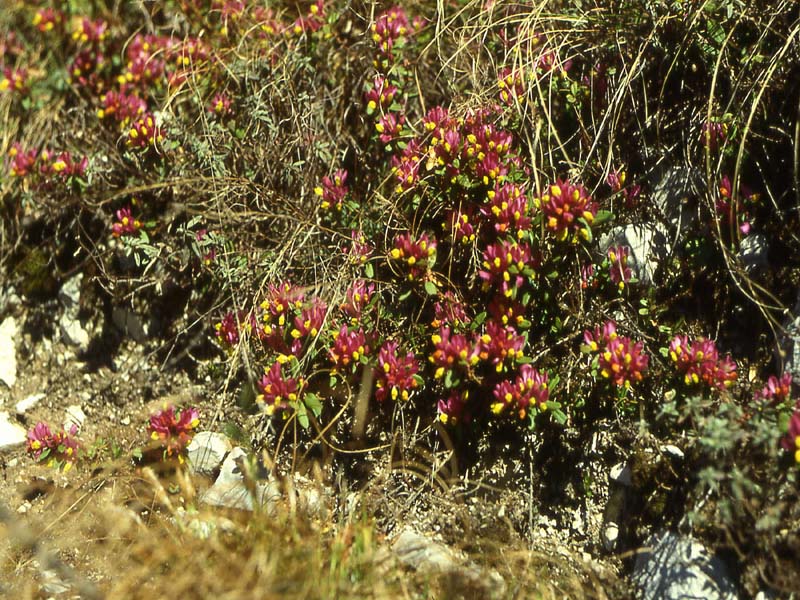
<box><xmin>63</xmin><ymin>405</ymin><xmax>86</xmax><ymax>433</ymax></box>
<box><xmin>15</xmin><ymin>392</ymin><xmax>46</xmax><ymax>415</ymax></box>
<box><xmin>661</xmin><ymin>444</ymin><xmax>685</xmax><ymax>459</ymax></box>
<box><xmin>603</xmin><ymin>522</ymin><xmax>620</xmax><ymax>551</ymax></box>
<box><xmin>17</xmin><ymin>501</ymin><xmax>31</xmax><ymax>514</ymax></box>
<box><xmin>609</xmin><ymin>462</ymin><xmax>633</xmax><ymax>486</ymax></box>
<box><xmin>0</xmin><ymin>411</ymin><xmax>27</xmax><ymax>449</ymax></box>
<box><xmin>186</xmin><ymin>432</ymin><xmax>232</xmax><ymax>475</ymax></box>
<box><xmin>120</xmin><ymin>415</ymin><xmax>131</xmax><ymax>426</ymax></box>
<box><xmin>0</xmin><ymin>316</ymin><xmax>18</xmax><ymax>388</ymax></box>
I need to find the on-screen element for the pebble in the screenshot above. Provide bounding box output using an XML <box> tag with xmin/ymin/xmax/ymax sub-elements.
<box><xmin>0</xmin><ymin>411</ymin><xmax>27</xmax><ymax>449</ymax></box>
<box><xmin>15</xmin><ymin>392</ymin><xmax>46</xmax><ymax>415</ymax></box>
<box><xmin>0</xmin><ymin>316</ymin><xmax>18</xmax><ymax>388</ymax></box>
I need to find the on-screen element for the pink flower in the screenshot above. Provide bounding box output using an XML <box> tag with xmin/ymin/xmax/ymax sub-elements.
<box><xmin>390</xmin><ymin>231</ymin><xmax>436</xmax><ymax>281</ymax></box>
<box><xmin>112</xmin><ymin>206</ymin><xmax>142</xmax><ymax>237</ymax></box>
<box><xmin>215</xmin><ymin>311</ymin><xmax>241</xmax><ymax>348</ymax></box>
<box><xmin>781</xmin><ymin>411</ymin><xmax>800</xmax><ymax>464</ymax></box>
<box><xmin>7</xmin><ymin>143</ymin><xmax>38</xmax><ymax>177</ymax></box>
<box><xmin>668</xmin><ymin>334</ymin><xmax>737</xmax><ymax>390</ymax></box>
<box><xmin>438</xmin><ymin>390</ymin><xmax>470</xmax><ymax>424</ymax></box>
<box><xmin>391</xmin><ymin>139</ymin><xmax>423</xmax><ymax>192</ymax></box>
<box><xmin>497</xmin><ymin>67</ymin><xmax>524</xmax><ymax>105</ymax></box>
<box><xmin>376</xmin><ymin>112</ymin><xmax>404</xmax><ymax>144</ymax></box>
<box><xmin>126</xmin><ymin>113</ymin><xmax>164</xmax><ymax>148</ymax></box>
<box><xmin>478</xmin><ymin>320</ymin><xmax>526</xmax><ymax>373</ymax></box>
<box><xmin>536</xmin><ymin>179</ymin><xmax>598</xmax><ymax>241</ymax></box>
<box><xmin>478</xmin><ymin>240</ymin><xmax>534</xmax><ymax>297</ymax></box>
<box><xmin>315</xmin><ymin>169</ymin><xmax>349</xmax><ymax>211</ymax></box>
<box><xmin>701</xmin><ymin>120</ymin><xmax>727</xmax><ymax>151</ymax></box>
<box><xmin>26</xmin><ymin>422</ymin><xmax>80</xmax><ymax>471</ymax></box>
<box><xmin>429</xmin><ymin>326</ymin><xmax>478</xmax><ymax>379</ymax></box>
<box><xmin>584</xmin><ymin>321</ymin><xmax>648</xmax><ymax>388</ymax></box>
<box><xmin>341</xmin><ymin>279</ymin><xmax>375</xmax><ymax>320</ymax></box>
<box><xmin>482</xmin><ymin>183</ymin><xmax>530</xmax><ymax>237</ymax></box>
<box><xmin>431</xmin><ymin>291</ymin><xmax>470</xmax><ymax>329</ymax></box>
<box><xmin>375</xmin><ymin>341</ymin><xmax>420</xmax><ymax>402</ymax></box>
<box><xmin>32</xmin><ymin>7</ymin><xmax>63</xmax><ymax>33</ymax></box>
<box><xmin>491</xmin><ymin>364</ymin><xmax>549</xmax><ymax>419</ymax></box>
<box><xmin>209</xmin><ymin>92</ymin><xmax>233</xmax><ymax>116</ymax></box>
<box><xmin>257</xmin><ymin>361</ymin><xmax>306</xmax><ymax>415</ymax></box>
<box><xmin>72</xmin><ymin>18</ymin><xmax>108</xmax><ymax>45</ymax></box>
<box><xmin>364</xmin><ymin>76</ymin><xmax>398</xmax><ymax>113</ymax></box>
<box><xmin>756</xmin><ymin>372</ymin><xmax>793</xmax><ymax>405</ymax></box>
<box><xmin>148</xmin><ymin>405</ymin><xmax>200</xmax><ymax>458</ymax></box>
<box><xmin>0</xmin><ymin>67</ymin><xmax>30</xmax><ymax>95</ymax></box>
<box><xmin>608</xmin><ymin>246</ymin><xmax>632</xmax><ymax>290</ymax></box>
<box><xmin>329</xmin><ymin>325</ymin><xmax>369</xmax><ymax>370</ymax></box>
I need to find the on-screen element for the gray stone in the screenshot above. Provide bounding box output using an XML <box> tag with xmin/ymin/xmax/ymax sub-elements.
<box><xmin>738</xmin><ymin>233</ymin><xmax>768</xmax><ymax>272</ymax></box>
<box><xmin>15</xmin><ymin>392</ymin><xmax>46</xmax><ymax>415</ymax></box>
<box><xmin>650</xmin><ymin>165</ymin><xmax>704</xmax><ymax>224</ymax></box>
<box><xmin>0</xmin><ymin>316</ymin><xmax>18</xmax><ymax>388</ymax></box>
<box><xmin>112</xmin><ymin>307</ymin><xmax>150</xmax><ymax>343</ymax></box>
<box><xmin>58</xmin><ymin>273</ymin><xmax>82</xmax><ymax>309</ymax></box>
<box><xmin>610</xmin><ymin>462</ymin><xmax>632</xmax><ymax>486</ymax></box>
<box><xmin>633</xmin><ymin>531</ymin><xmax>738</xmax><ymax>600</ymax></box>
<box><xmin>661</xmin><ymin>444</ymin><xmax>685</xmax><ymax>460</ymax></box>
<box><xmin>0</xmin><ymin>411</ymin><xmax>27</xmax><ymax>449</ymax></box>
<box><xmin>60</xmin><ymin>313</ymin><xmax>90</xmax><ymax>351</ymax></box>
<box><xmin>392</xmin><ymin>527</ymin><xmax>507</xmax><ymax>598</ymax></box>
<box><xmin>600</xmin><ymin>224</ymin><xmax>671</xmax><ymax>285</ymax></box>
<box><xmin>186</xmin><ymin>432</ymin><xmax>232</xmax><ymax>475</ymax></box>
<box><xmin>63</xmin><ymin>405</ymin><xmax>86</xmax><ymax>433</ymax></box>
<box><xmin>200</xmin><ymin>447</ymin><xmax>280</xmax><ymax>511</ymax></box>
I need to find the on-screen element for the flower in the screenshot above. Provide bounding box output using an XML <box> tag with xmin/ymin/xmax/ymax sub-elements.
<box><xmin>329</xmin><ymin>325</ymin><xmax>369</xmax><ymax>370</ymax></box>
<box><xmin>438</xmin><ymin>390</ymin><xmax>470</xmax><ymax>424</ymax></box>
<box><xmin>112</xmin><ymin>206</ymin><xmax>142</xmax><ymax>237</ymax></box>
<box><xmin>584</xmin><ymin>321</ymin><xmax>648</xmax><ymax>388</ymax></box>
<box><xmin>701</xmin><ymin>119</ymin><xmax>727</xmax><ymax>151</ymax></box>
<box><xmin>126</xmin><ymin>113</ymin><xmax>164</xmax><ymax>148</ymax></box>
<box><xmin>756</xmin><ymin>372</ymin><xmax>793</xmax><ymax>405</ymax></box>
<box><xmin>607</xmin><ymin>245</ymin><xmax>632</xmax><ymax>290</ymax></box>
<box><xmin>341</xmin><ymin>279</ymin><xmax>375</xmax><ymax>321</ymax></box>
<box><xmin>482</xmin><ymin>183</ymin><xmax>530</xmax><ymax>237</ymax></box>
<box><xmin>0</xmin><ymin>67</ymin><xmax>30</xmax><ymax>95</ymax></box>
<box><xmin>375</xmin><ymin>340</ymin><xmax>420</xmax><ymax>402</ymax></box>
<box><xmin>315</xmin><ymin>169</ymin><xmax>349</xmax><ymax>211</ymax></box>
<box><xmin>781</xmin><ymin>411</ymin><xmax>800</xmax><ymax>464</ymax></box>
<box><xmin>478</xmin><ymin>239</ymin><xmax>534</xmax><ymax>297</ymax></box>
<box><xmin>390</xmin><ymin>231</ymin><xmax>436</xmax><ymax>281</ymax></box>
<box><xmin>26</xmin><ymin>422</ymin><xmax>80</xmax><ymax>471</ymax></box>
<box><xmin>215</xmin><ymin>311</ymin><xmax>241</xmax><ymax>348</ymax></box>
<box><xmin>535</xmin><ymin>179</ymin><xmax>597</xmax><ymax>241</ymax></box>
<box><xmin>491</xmin><ymin>364</ymin><xmax>549</xmax><ymax>419</ymax></box>
<box><xmin>364</xmin><ymin>76</ymin><xmax>398</xmax><ymax>113</ymax></box>
<box><xmin>257</xmin><ymin>361</ymin><xmax>306</xmax><ymax>415</ymax></box>
<box><xmin>429</xmin><ymin>326</ymin><xmax>478</xmax><ymax>379</ymax></box>
<box><xmin>209</xmin><ymin>92</ymin><xmax>233</xmax><ymax>116</ymax></box>
<box><xmin>148</xmin><ymin>405</ymin><xmax>200</xmax><ymax>459</ymax></box>
<box><xmin>376</xmin><ymin>112</ymin><xmax>405</xmax><ymax>144</ymax></box>
<box><xmin>478</xmin><ymin>320</ymin><xmax>526</xmax><ymax>373</ymax></box>
<box><xmin>668</xmin><ymin>334</ymin><xmax>737</xmax><ymax>390</ymax></box>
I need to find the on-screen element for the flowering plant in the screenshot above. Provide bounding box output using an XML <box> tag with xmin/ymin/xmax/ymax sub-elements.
<box><xmin>26</xmin><ymin>422</ymin><xmax>81</xmax><ymax>472</ymax></box>
<box><xmin>147</xmin><ymin>405</ymin><xmax>200</xmax><ymax>461</ymax></box>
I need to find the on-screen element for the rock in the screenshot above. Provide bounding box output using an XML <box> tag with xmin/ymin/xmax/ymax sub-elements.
<box><xmin>0</xmin><ymin>411</ymin><xmax>27</xmax><ymax>449</ymax></box>
<box><xmin>112</xmin><ymin>307</ymin><xmax>150</xmax><ymax>343</ymax></box>
<box><xmin>60</xmin><ymin>313</ymin><xmax>90</xmax><ymax>351</ymax></box>
<box><xmin>0</xmin><ymin>316</ymin><xmax>18</xmax><ymax>388</ymax></box>
<box><xmin>200</xmin><ymin>447</ymin><xmax>280</xmax><ymax>512</ymax></box>
<box><xmin>778</xmin><ymin>292</ymin><xmax>800</xmax><ymax>386</ymax></box>
<box><xmin>63</xmin><ymin>405</ymin><xmax>86</xmax><ymax>433</ymax></box>
<box><xmin>15</xmin><ymin>392</ymin><xmax>46</xmax><ymax>415</ymax></box>
<box><xmin>661</xmin><ymin>444</ymin><xmax>685</xmax><ymax>460</ymax></box>
<box><xmin>633</xmin><ymin>531</ymin><xmax>738</xmax><ymax>600</ymax></box>
<box><xmin>609</xmin><ymin>462</ymin><xmax>632</xmax><ymax>486</ymax></box>
<box><xmin>603</xmin><ymin>522</ymin><xmax>620</xmax><ymax>551</ymax></box>
<box><xmin>600</xmin><ymin>224</ymin><xmax>671</xmax><ymax>284</ymax></box>
<box><xmin>651</xmin><ymin>165</ymin><xmax>704</xmax><ymax>224</ymax></box>
<box><xmin>392</xmin><ymin>527</ymin><xmax>507</xmax><ymax>599</ymax></box>
<box><xmin>58</xmin><ymin>273</ymin><xmax>82</xmax><ymax>309</ymax></box>
<box><xmin>40</xmin><ymin>567</ymin><xmax>70</xmax><ymax>595</ymax></box>
<box><xmin>738</xmin><ymin>233</ymin><xmax>768</xmax><ymax>273</ymax></box>
<box><xmin>186</xmin><ymin>432</ymin><xmax>232</xmax><ymax>475</ymax></box>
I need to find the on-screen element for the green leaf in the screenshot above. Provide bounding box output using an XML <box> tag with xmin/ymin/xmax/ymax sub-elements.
<box><xmin>424</xmin><ymin>280</ymin><xmax>438</xmax><ymax>296</ymax></box>
<box><xmin>592</xmin><ymin>210</ymin><xmax>614</xmax><ymax>226</ymax></box>
<box><xmin>364</xmin><ymin>262</ymin><xmax>374</xmax><ymax>278</ymax></box>
<box><xmin>398</xmin><ymin>289</ymin><xmax>412</xmax><ymax>302</ymax></box>
<box><xmin>304</xmin><ymin>393</ymin><xmax>323</xmax><ymax>417</ymax></box>
<box><xmin>473</xmin><ymin>311</ymin><xmax>487</xmax><ymax>326</ymax></box>
<box><xmin>329</xmin><ymin>375</ymin><xmax>338</xmax><ymax>389</ymax></box>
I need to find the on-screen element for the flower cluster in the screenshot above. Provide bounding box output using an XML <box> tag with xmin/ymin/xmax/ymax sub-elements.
<box><xmin>782</xmin><ymin>411</ymin><xmax>800</xmax><ymax>464</ymax></box>
<box><xmin>438</xmin><ymin>389</ymin><xmax>470</xmax><ymax>424</ymax></box>
<box><xmin>429</xmin><ymin>327</ymin><xmax>479</xmax><ymax>379</ymax></box>
<box><xmin>668</xmin><ymin>335</ymin><xmax>737</xmax><ymax>390</ymax></box>
<box><xmin>215</xmin><ymin>311</ymin><xmax>243</xmax><ymax>348</ymax></box>
<box><xmin>33</xmin><ymin>7</ymin><xmax>63</xmax><ymax>33</ymax></box>
<box><xmin>315</xmin><ymin>169</ymin><xmax>349</xmax><ymax>211</ymax></box>
<box><xmin>716</xmin><ymin>175</ymin><xmax>758</xmax><ymax>236</ymax></box>
<box><xmin>371</xmin><ymin>6</ymin><xmax>410</xmax><ymax>58</ymax></box>
<box><xmin>375</xmin><ymin>341</ymin><xmax>420</xmax><ymax>402</ymax></box>
<box><xmin>148</xmin><ymin>405</ymin><xmax>200</xmax><ymax>460</ymax></box>
<box><xmin>257</xmin><ymin>361</ymin><xmax>306</xmax><ymax>415</ymax></box>
<box><xmin>607</xmin><ymin>168</ymin><xmax>641</xmax><ymax>208</ymax></box>
<box><xmin>584</xmin><ymin>321</ymin><xmax>649</xmax><ymax>388</ymax></box>
<box><xmin>390</xmin><ymin>232</ymin><xmax>436</xmax><ymax>281</ymax></box>
<box><xmin>535</xmin><ymin>179</ymin><xmax>598</xmax><ymax>241</ymax></box>
<box><xmin>497</xmin><ymin>67</ymin><xmax>525</xmax><ymax>105</ymax></box>
<box><xmin>478</xmin><ymin>240</ymin><xmax>535</xmax><ymax>298</ymax></box>
<box><xmin>701</xmin><ymin>119</ymin><xmax>728</xmax><ymax>151</ymax></box>
<box><xmin>209</xmin><ymin>92</ymin><xmax>233</xmax><ymax>116</ymax></box>
<box><xmin>341</xmin><ymin>279</ymin><xmax>375</xmax><ymax>321</ymax></box>
<box><xmin>112</xmin><ymin>206</ymin><xmax>142</xmax><ymax>237</ymax></box>
<box><xmin>6</xmin><ymin>144</ymin><xmax>87</xmax><ymax>182</ymax></box>
<box><xmin>364</xmin><ymin>76</ymin><xmax>398</xmax><ymax>114</ymax></box>
<box><xmin>126</xmin><ymin>113</ymin><xmax>165</xmax><ymax>149</ymax></box>
<box><xmin>26</xmin><ymin>422</ymin><xmax>80</xmax><ymax>471</ymax></box>
<box><xmin>755</xmin><ymin>372</ymin><xmax>793</xmax><ymax>405</ymax></box>
<box><xmin>482</xmin><ymin>183</ymin><xmax>531</xmax><ymax>237</ymax></box>
<box><xmin>478</xmin><ymin>320</ymin><xmax>526</xmax><ymax>373</ymax></box>
<box><xmin>607</xmin><ymin>245</ymin><xmax>632</xmax><ymax>290</ymax></box>
<box><xmin>491</xmin><ymin>365</ymin><xmax>550</xmax><ymax>419</ymax></box>
<box><xmin>329</xmin><ymin>325</ymin><xmax>369</xmax><ymax>371</ymax></box>
<box><xmin>1</xmin><ymin>67</ymin><xmax>30</xmax><ymax>94</ymax></box>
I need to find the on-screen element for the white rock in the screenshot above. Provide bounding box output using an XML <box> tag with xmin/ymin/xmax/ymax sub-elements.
<box><xmin>661</xmin><ymin>445</ymin><xmax>685</xmax><ymax>459</ymax></box>
<box><xmin>200</xmin><ymin>447</ymin><xmax>280</xmax><ymax>511</ymax></box>
<box><xmin>63</xmin><ymin>405</ymin><xmax>86</xmax><ymax>433</ymax></box>
<box><xmin>186</xmin><ymin>432</ymin><xmax>232</xmax><ymax>475</ymax></box>
<box><xmin>15</xmin><ymin>392</ymin><xmax>46</xmax><ymax>415</ymax></box>
<box><xmin>60</xmin><ymin>313</ymin><xmax>89</xmax><ymax>351</ymax></box>
<box><xmin>58</xmin><ymin>273</ymin><xmax>82</xmax><ymax>309</ymax></box>
<box><xmin>0</xmin><ymin>316</ymin><xmax>18</xmax><ymax>388</ymax></box>
<box><xmin>609</xmin><ymin>462</ymin><xmax>632</xmax><ymax>486</ymax></box>
<box><xmin>603</xmin><ymin>522</ymin><xmax>620</xmax><ymax>551</ymax></box>
<box><xmin>633</xmin><ymin>531</ymin><xmax>738</xmax><ymax>600</ymax></box>
<box><xmin>17</xmin><ymin>500</ymin><xmax>31</xmax><ymax>514</ymax></box>
<box><xmin>0</xmin><ymin>411</ymin><xmax>27</xmax><ymax>449</ymax></box>
<box><xmin>600</xmin><ymin>224</ymin><xmax>670</xmax><ymax>285</ymax></box>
